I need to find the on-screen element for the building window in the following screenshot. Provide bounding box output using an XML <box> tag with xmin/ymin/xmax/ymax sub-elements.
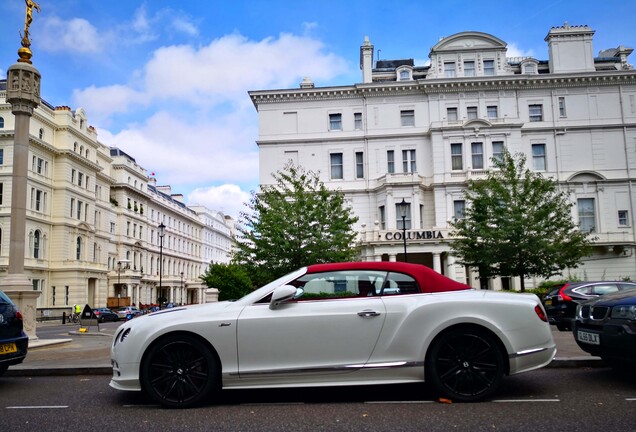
<box><xmin>492</xmin><ymin>141</ymin><xmax>504</xmax><ymax>163</ymax></box>
<box><xmin>402</xmin><ymin>149</ymin><xmax>416</xmax><ymax>173</ymax></box>
<box><xmin>379</xmin><ymin>206</ymin><xmax>386</xmax><ymax>230</ymax></box>
<box><xmin>52</xmin><ymin>286</ymin><xmax>56</xmax><ymax>306</ymax></box>
<box><xmin>71</xmin><ymin>169</ymin><xmax>76</xmax><ymax>184</ymax></box>
<box><xmin>39</xmin><ymin>128</ymin><xmax>44</xmax><ymax>140</ymax></box>
<box><xmin>76</xmin><ymin>237</ymin><xmax>82</xmax><ymax>260</ymax></box>
<box><xmin>70</xmin><ymin>198</ymin><xmax>75</xmax><ymax>218</ymax></box>
<box><xmin>0</xmin><ymin>183</ymin><xmax>3</xmax><ymax>205</ymax></box>
<box><xmin>463</xmin><ymin>61</ymin><xmax>475</xmax><ymax>77</ymax></box>
<box><xmin>487</xmin><ymin>105</ymin><xmax>498</xmax><ymax>119</ymax></box>
<box><xmin>34</xmin><ymin>230</ymin><xmax>41</xmax><ymax>259</ymax></box>
<box><xmin>529</xmin><ymin>104</ymin><xmax>543</xmax><ymax>122</ymax></box>
<box><xmin>532</xmin><ymin>144</ymin><xmax>546</xmax><ymax>171</ymax></box>
<box><xmin>396</xmin><ymin>202</ymin><xmax>412</xmax><ymax>229</ymax></box>
<box><xmin>467</xmin><ymin>106</ymin><xmax>478</xmax><ymax>120</ymax></box>
<box><xmin>444</xmin><ymin>62</ymin><xmax>456</xmax><ymax>78</ymax></box>
<box><xmin>329</xmin><ymin>113</ymin><xmax>342</xmax><ymax>131</ymax></box>
<box><xmin>523</xmin><ymin>63</ymin><xmax>536</xmax><ymax>74</ymax></box>
<box><xmin>471</xmin><ymin>142</ymin><xmax>484</xmax><ymax>169</ymax></box>
<box><xmin>110</xmin><ymin>222</ymin><xmax>116</xmax><ymax>233</ymax></box>
<box><xmin>35</xmin><ymin>190</ymin><xmax>42</xmax><ymax>211</ymax></box>
<box><xmin>330</xmin><ymin>153</ymin><xmax>343</xmax><ymax>179</ymax></box>
<box><xmin>578</xmin><ymin>198</ymin><xmax>596</xmax><ymax>233</ymax></box>
<box><xmin>451</xmin><ymin>143</ymin><xmax>463</xmax><ymax>170</ymax></box>
<box><xmin>0</xmin><ymin>149</ymin><xmax>3</xmax><ymax>165</ymax></box>
<box><xmin>399</xmin><ymin>69</ymin><xmax>410</xmax><ymax>81</ymax></box>
<box><xmin>387</xmin><ymin>150</ymin><xmax>395</xmax><ymax>174</ymax></box>
<box><xmin>453</xmin><ymin>200</ymin><xmax>466</xmax><ymax>220</ymax></box>
<box><xmin>355</xmin><ymin>152</ymin><xmax>364</xmax><ymax>179</ymax></box>
<box><xmin>447</xmin><ymin>107</ymin><xmax>458</xmax><ymax>121</ymax></box>
<box><xmin>0</xmin><ymin>117</ymin><xmax>4</xmax><ymax>128</ymax></box>
<box><xmin>483</xmin><ymin>59</ymin><xmax>495</xmax><ymax>76</ymax></box>
<box><xmin>618</xmin><ymin>210</ymin><xmax>629</xmax><ymax>226</ymax></box>
<box><xmin>65</xmin><ymin>286</ymin><xmax>69</xmax><ymax>305</ymax></box>
<box><xmin>78</xmin><ymin>172</ymin><xmax>83</xmax><ymax>187</ymax></box>
<box><xmin>558</xmin><ymin>97</ymin><xmax>567</xmax><ymax>117</ymax></box>
<box><xmin>77</xmin><ymin>201</ymin><xmax>82</xmax><ymax>220</ymax></box>
<box><xmin>400</xmin><ymin>110</ymin><xmax>415</xmax><ymax>127</ymax></box>
<box><xmin>354</xmin><ymin>112</ymin><xmax>362</xmax><ymax>130</ymax></box>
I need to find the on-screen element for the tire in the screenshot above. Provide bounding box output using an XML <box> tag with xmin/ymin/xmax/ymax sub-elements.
<box><xmin>140</xmin><ymin>334</ymin><xmax>218</xmax><ymax>408</ymax></box>
<box><xmin>556</xmin><ymin>323</ymin><xmax>570</xmax><ymax>332</ymax></box>
<box><xmin>0</xmin><ymin>364</ymin><xmax>8</xmax><ymax>376</ymax></box>
<box><xmin>426</xmin><ymin>327</ymin><xmax>505</xmax><ymax>402</ymax></box>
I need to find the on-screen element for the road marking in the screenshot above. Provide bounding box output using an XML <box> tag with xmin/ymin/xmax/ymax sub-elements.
<box><xmin>626</xmin><ymin>398</ymin><xmax>636</xmax><ymax>401</ymax></box>
<box><xmin>6</xmin><ymin>406</ymin><xmax>69</xmax><ymax>409</ymax></box>
<box><xmin>491</xmin><ymin>399</ymin><xmax>560</xmax><ymax>403</ymax></box>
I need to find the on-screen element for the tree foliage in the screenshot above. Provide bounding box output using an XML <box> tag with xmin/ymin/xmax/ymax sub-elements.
<box><xmin>450</xmin><ymin>150</ymin><xmax>594</xmax><ymax>291</ymax></box>
<box><xmin>200</xmin><ymin>262</ymin><xmax>253</xmax><ymax>301</ymax></box>
<box><xmin>234</xmin><ymin>163</ymin><xmax>359</xmax><ymax>286</ymax></box>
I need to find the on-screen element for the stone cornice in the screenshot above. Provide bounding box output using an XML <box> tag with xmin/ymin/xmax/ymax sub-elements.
<box><xmin>250</xmin><ymin>71</ymin><xmax>636</xmax><ymax>105</ymax></box>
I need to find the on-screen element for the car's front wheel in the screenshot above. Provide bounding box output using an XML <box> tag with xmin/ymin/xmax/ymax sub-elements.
<box><xmin>140</xmin><ymin>334</ymin><xmax>218</xmax><ymax>408</ymax></box>
<box><xmin>426</xmin><ymin>327</ymin><xmax>505</xmax><ymax>402</ymax></box>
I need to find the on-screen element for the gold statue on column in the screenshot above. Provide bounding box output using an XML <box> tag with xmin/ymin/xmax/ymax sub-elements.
<box><xmin>18</xmin><ymin>0</ymin><xmax>41</xmax><ymax>63</ymax></box>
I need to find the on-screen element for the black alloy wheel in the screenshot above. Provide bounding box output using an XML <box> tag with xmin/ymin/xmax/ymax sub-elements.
<box><xmin>427</xmin><ymin>327</ymin><xmax>505</xmax><ymax>402</ymax></box>
<box><xmin>141</xmin><ymin>334</ymin><xmax>218</xmax><ymax>408</ymax></box>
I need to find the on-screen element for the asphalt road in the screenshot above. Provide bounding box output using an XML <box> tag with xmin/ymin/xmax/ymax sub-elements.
<box><xmin>1</xmin><ymin>368</ymin><xmax>634</xmax><ymax>431</ymax></box>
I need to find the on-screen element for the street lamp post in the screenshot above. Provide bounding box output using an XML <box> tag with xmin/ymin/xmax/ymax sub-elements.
<box><xmin>158</xmin><ymin>222</ymin><xmax>165</xmax><ymax>310</ymax></box>
<box><xmin>397</xmin><ymin>198</ymin><xmax>409</xmax><ymax>262</ymax></box>
<box><xmin>180</xmin><ymin>271</ymin><xmax>184</xmax><ymax>305</ymax></box>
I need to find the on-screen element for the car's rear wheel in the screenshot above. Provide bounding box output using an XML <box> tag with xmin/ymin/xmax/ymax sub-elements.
<box><xmin>426</xmin><ymin>327</ymin><xmax>505</xmax><ymax>402</ymax></box>
<box><xmin>0</xmin><ymin>364</ymin><xmax>8</xmax><ymax>376</ymax></box>
<box><xmin>140</xmin><ymin>334</ymin><xmax>218</xmax><ymax>408</ymax></box>
<box><xmin>556</xmin><ymin>323</ymin><xmax>570</xmax><ymax>331</ymax></box>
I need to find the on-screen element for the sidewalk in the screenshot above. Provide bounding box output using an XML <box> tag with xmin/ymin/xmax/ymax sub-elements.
<box><xmin>5</xmin><ymin>324</ymin><xmax>603</xmax><ymax>377</ymax></box>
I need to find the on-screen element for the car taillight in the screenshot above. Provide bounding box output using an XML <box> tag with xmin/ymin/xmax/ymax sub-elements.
<box><xmin>559</xmin><ymin>284</ymin><xmax>572</xmax><ymax>302</ymax></box>
<box><xmin>16</xmin><ymin>310</ymin><xmax>23</xmax><ymax>321</ymax></box>
<box><xmin>534</xmin><ymin>305</ymin><xmax>548</xmax><ymax>322</ymax></box>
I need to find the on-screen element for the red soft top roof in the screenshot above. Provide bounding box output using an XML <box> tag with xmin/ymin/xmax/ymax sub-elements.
<box><xmin>306</xmin><ymin>262</ymin><xmax>471</xmax><ymax>293</ymax></box>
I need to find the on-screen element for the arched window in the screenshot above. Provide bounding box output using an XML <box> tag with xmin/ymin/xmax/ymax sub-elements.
<box><xmin>74</xmin><ymin>142</ymin><xmax>78</xmax><ymax>152</ymax></box>
<box><xmin>0</xmin><ymin>116</ymin><xmax>4</xmax><ymax>128</ymax></box>
<box><xmin>76</xmin><ymin>236</ymin><xmax>82</xmax><ymax>260</ymax></box>
<box><xmin>34</xmin><ymin>230</ymin><xmax>41</xmax><ymax>259</ymax></box>
<box><xmin>39</xmin><ymin>128</ymin><xmax>44</xmax><ymax>139</ymax></box>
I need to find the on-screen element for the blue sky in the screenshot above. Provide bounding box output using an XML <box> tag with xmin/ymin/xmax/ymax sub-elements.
<box><xmin>2</xmin><ymin>0</ymin><xmax>635</xmax><ymax>218</ymax></box>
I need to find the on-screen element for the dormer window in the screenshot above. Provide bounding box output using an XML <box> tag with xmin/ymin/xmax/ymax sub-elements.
<box><xmin>397</xmin><ymin>67</ymin><xmax>413</xmax><ymax>81</ymax></box>
<box><xmin>521</xmin><ymin>59</ymin><xmax>539</xmax><ymax>75</ymax></box>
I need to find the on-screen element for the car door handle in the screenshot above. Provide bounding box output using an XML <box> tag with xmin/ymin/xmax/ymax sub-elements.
<box><xmin>358</xmin><ymin>310</ymin><xmax>381</xmax><ymax>318</ymax></box>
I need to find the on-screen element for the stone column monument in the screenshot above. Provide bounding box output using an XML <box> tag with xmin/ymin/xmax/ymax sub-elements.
<box><xmin>3</xmin><ymin>0</ymin><xmax>42</xmax><ymax>340</ymax></box>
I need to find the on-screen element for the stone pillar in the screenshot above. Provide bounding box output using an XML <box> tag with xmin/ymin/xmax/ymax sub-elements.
<box><xmin>433</xmin><ymin>253</ymin><xmax>442</xmax><ymax>274</ymax></box>
<box><xmin>3</xmin><ymin>61</ymin><xmax>42</xmax><ymax>340</ymax></box>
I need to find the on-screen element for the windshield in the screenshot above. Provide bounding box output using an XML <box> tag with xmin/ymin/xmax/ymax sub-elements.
<box><xmin>235</xmin><ymin>267</ymin><xmax>308</xmax><ymax>305</ymax></box>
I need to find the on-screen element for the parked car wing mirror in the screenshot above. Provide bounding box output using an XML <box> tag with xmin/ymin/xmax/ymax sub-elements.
<box><xmin>270</xmin><ymin>285</ymin><xmax>298</xmax><ymax>310</ymax></box>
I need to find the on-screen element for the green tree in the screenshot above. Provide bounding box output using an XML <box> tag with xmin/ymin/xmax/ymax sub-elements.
<box><xmin>234</xmin><ymin>163</ymin><xmax>359</xmax><ymax>286</ymax></box>
<box><xmin>200</xmin><ymin>262</ymin><xmax>253</xmax><ymax>301</ymax></box>
<box><xmin>450</xmin><ymin>150</ymin><xmax>594</xmax><ymax>291</ymax></box>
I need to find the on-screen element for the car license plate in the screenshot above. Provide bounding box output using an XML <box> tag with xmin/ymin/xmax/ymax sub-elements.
<box><xmin>577</xmin><ymin>330</ymin><xmax>600</xmax><ymax>345</ymax></box>
<box><xmin>545</xmin><ymin>299</ymin><xmax>552</xmax><ymax>306</ymax></box>
<box><xmin>0</xmin><ymin>342</ymin><xmax>18</xmax><ymax>355</ymax></box>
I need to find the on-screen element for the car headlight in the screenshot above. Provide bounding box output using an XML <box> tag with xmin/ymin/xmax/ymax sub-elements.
<box><xmin>610</xmin><ymin>305</ymin><xmax>636</xmax><ymax>320</ymax></box>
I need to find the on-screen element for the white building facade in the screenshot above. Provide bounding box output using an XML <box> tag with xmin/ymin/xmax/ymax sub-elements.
<box><xmin>250</xmin><ymin>24</ymin><xmax>636</xmax><ymax>289</ymax></box>
<box><xmin>0</xmin><ymin>88</ymin><xmax>232</xmax><ymax>318</ymax></box>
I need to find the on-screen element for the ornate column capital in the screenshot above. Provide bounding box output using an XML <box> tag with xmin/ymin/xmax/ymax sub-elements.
<box><xmin>7</xmin><ymin>61</ymin><xmax>41</xmax><ymax>115</ymax></box>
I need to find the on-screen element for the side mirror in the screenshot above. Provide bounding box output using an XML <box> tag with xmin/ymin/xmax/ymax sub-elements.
<box><xmin>270</xmin><ymin>285</ymin><xmax>298</xmax><ymax>310</ymax></box>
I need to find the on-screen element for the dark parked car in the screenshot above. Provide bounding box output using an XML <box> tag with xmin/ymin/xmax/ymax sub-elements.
<box><xmin>573</xmin><ymin>290</ymin><xmax>636</xmax><ymax>368</ymax></box>
<box><xmin>543</xmin><ymin>281</ymin><xmax>636</xmax><ymax>331</ymax></box>
<box><xmin>93</xmin><ymin>308</ymin><xmax>119</xmax><ymax>323</ymax></box>
<box><xmin>0</xmin><ymin>289</ymin><xmax>28</xmax><ymax>376</ymax></box>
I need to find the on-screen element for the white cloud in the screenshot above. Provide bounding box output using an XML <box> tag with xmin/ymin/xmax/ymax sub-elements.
<box><xmin>39</xmin><ymin>16</ymin><xmax>106</xmax><ymax>53</ymax></box>
<box><xmin>170</xmin><ymin>17</ymin><xmax>199</xmax><ymax>37</ymax></box>
<box><xmin>72</xmin><ymin>85</ymin><xmax>145</xmax><ymax>126</ymax></box>
<box><xmin>506</xmin><ymin>42</ymin><xmax>535</xmax><ymax>59</ymax></box>
<box><xmin>188</xmin><ymin>184</ymin><xmax>252</xmax><ymax>219</ymax></box>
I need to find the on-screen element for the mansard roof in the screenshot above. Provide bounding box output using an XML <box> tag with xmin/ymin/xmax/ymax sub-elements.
<box><xmin>430</xmin><ymin>31</ymin><xmax>507</xmax><ymax>53</ymax></box>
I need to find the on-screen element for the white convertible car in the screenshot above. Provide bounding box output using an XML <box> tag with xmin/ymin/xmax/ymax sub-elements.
<box><xmin>110</xmin><ymin>262</ymin><xmax>556</xmax><ymax>407</ymax></box>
